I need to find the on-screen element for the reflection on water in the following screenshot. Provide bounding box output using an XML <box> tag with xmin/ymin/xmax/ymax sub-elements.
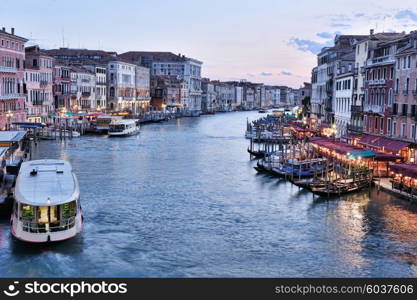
<box><xmin>0</xmin><ymin>111</ymin><xmax>416</xmax><ymax>277</ymax></box>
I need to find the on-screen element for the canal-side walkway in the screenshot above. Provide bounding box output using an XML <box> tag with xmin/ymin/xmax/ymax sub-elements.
<box><xmin>374</xmin><ymin>178</ymin><xmax>417</xmax><ymax>203</ymax></box>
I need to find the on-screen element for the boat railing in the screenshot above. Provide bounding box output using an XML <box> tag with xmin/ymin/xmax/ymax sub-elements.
<box><xmin>21</xmin><ymin>216</ymin><xmax>76</xmax><ymax>233</ymax></box>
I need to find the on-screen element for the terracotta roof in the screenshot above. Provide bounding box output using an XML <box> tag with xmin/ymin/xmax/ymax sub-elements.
<box><xmin>43</xmin><ymin>48</ymin><xmax>116</xmax><ymax>58</ymax></box>
<box><xmin>25</xmin><ymin>45</ymin><xmax>54</xmax><ymax>58</ymax></box>
<box><xmin>70</xmin><ymin>66</ymin><xmax>94</xmax><ymax>74</ymax></box>
<box><xmin>119</xmin><ymin>51</ymin><xmax>188</xmax><ymax>62</ymax></box>
<box><xmin>54</xmin><ymin>58</ymin><xmax>106</xmax><ymax>68</ymax></box>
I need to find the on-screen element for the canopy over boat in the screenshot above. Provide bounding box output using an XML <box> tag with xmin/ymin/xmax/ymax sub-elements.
<box><xmin>0</xmin><ymin>131</ymin><xmax>26</xmax><ymax>143</ymax></box>
<box><xmin>15</xmin><ymin>159</ymin><xmax>79</xmax><ymax>206</ymax></box>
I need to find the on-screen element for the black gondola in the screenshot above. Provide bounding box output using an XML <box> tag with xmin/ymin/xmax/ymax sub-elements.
<box><xmin>247</xmin><ymin>148</ymin><xmax>267</xmax><ymax>158</ymax></box>
<box><xmin>311</xmin><ymin>180</ymin><xmax>370</xmax><ymax>197</ymax></box>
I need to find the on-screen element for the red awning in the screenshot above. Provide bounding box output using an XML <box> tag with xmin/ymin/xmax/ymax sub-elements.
<box><xmin>375</xmin><ymin>153</ymin><xmax>402</xmax><ymax>162</ymax></box>
<box><xmin>310</xmin><ymin>137</ymin><xmax>370</xmax><ymax>155</ymax></box>
<box><xmin>357</xmin><ymin>135</ymin><xmax>410</xmax><ymax>154</ymax></box>
<box><xmin>341</xmin><ymin>133</ymin><xmax>363</xmax><ymax>140</ymax></box>
<box><xmin>383</xmin><ymin>140</ymin><xmax>410</xmax><ymax>154</ymax></box>
<box><xmin>357</xmin><ymin>135</ymin><xmax>381</xmax><ymax>148</ymax></box>
<box><xmin>390</xmin><ymin>163</ymin><xmax>417</xmax><ymax>178</ymax></box>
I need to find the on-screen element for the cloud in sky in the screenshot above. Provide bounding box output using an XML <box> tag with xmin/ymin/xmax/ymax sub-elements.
<box><xmin>260</xmin><ymin>72</ymin><xmax>272</xmax><ymax>76</ymax></box>
<box><xmin>289</xmin><ymin>37</ymin><xmax>333</xmax><ymax>55</ymax></box>
<box><xmin>330</xmin><ymin>23</ymin><xmax>351</xmax><ymax>29</ymax></box>
<box><xmin>280</xmin><ymin>71</ymin><xmax>293</xmax><ymax>76</ymax></box>
<box><xmin>316</xmin><ymin>32</ymin><xmax>333</xmax><ymax>39</ymax></box>
<box><xmin>395</xmin><ymin>10</ymin><xmax>417</xmax><ymax>22</ymax></box>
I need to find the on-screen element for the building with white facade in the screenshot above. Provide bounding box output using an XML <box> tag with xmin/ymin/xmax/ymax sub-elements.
<box><xmin>334</xmin><ymin>52</ymin><xmax>355</xmax><ymax>137</ymax></box>
<box><xmin>81</xmin><ymin>63</ymin><xmax>107</xmax><ymax>111</ymax></box>
<box><xmin>25</xmin><ymin>46</ymin><xmax>54</xmax><ymax>122</ymax></box>
<box><xmin>201</xmin><ymin>78</ymin><xmax>217</xmax><ymax>113</ymax></box>
<box><xmin>234</xmin><ymin>85</ymin><xmax>243</xmax><ymax>110</ymax></box>
<box><xmin>134</xmin><ymin>65</ymin><xmax>151</xmax><ymax>114</ymax></box>
<box><xmin>70</xmin><ymin>66</ymin><xmax>96</xmax><ymax>111</ymax></box>
<box><xmin>105</xmin><ymin>59</ymin><xmax>136</xmax><ymax>112</ymax></box>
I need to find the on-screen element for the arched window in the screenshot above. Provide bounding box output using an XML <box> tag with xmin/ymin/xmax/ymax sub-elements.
<box><xmin>109</xmin><ymin>87</ymin><xmax>115</xmax><ymax>97</ymax></box>
<box><xmin>388</xmin><ymin>88</ymin><xmax>393</xmax><ymax>105</ymax></box>
<box><xmin>381</xmin><ymin>89</ymin><xmax>386</xmax><ymax>105</ymax></box>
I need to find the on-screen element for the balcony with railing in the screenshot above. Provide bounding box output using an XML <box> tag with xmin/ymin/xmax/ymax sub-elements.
<box><xmin>123</xmin><ymin>96</ymin><xmax>136</xmax><ymax>101</ymax></box>
<box><xmin>0</xmin><ymin>93</ymin><xmax>20</xmax><ymax>100</ymax></box>
<box><xmin>351</xmin><ymin>105</ymin><xmax>363</xmax><ymax>113</ymax></box>
<box><xmin>347</xmin><ymin>124</ymin><xmax>363</xmax><ymax>133</ymax></box>
<box><xmin>0</xmin><ymin>66</ymin><xmax>17</xmax><ymax>73</ymax></box>
<box><xmin>363</xmin><ymin>104</ymin><xmax>384</xmax><ymax>114</ymax></box>
<box><xmin>368</xmin><ymin>55</ymin><xmax>395</xmax><ymax>67</ymax></box>
<box><xmin>81</xmin><ymin>92</ymin><xmax>91</xmax><ymax>97</ymax></box>
<box><xmin>368</xmin><ymin>79</ymin><xmax>387</xmax><ymax>86</ymax></box>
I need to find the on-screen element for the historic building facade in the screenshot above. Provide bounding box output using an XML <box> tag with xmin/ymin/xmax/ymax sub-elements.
<box><xmin>0</xmin><ymin>28</ymin><xmax>27</xmax><ymax>129</ymax></box>
<box><xmin>70</xmin><ymin>66</ymin><xmax>96</xmax><ymax>111</ymax></box>
<box><xmin>119</xmin><ymin>51</ymin><xmax>202</xmax><ymax>115</ymax></box>
<box><xmin>25</xmin><ymin>45</ymin><xmax>54</xmax><ymax>123</ymax></box>
<box><xmin>52</xmin><ymin>64</ymin><xmax>71</xmax><ymax>111</ymax></box>
<box><xmin>334</xmin><ymin>54</ymin><xmax>354</xmax><ymax>137</ymax></box>
<box><xmin>106</xmin><ymin>59</ymin><xmax>136</xmax><ymax>112</ymax></box>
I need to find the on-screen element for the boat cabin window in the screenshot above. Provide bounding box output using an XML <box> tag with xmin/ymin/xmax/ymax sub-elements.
<box><xmin>19</xmin><ymin>201</ymin><xmax>77</xmax><ymax>233</ymax></box>
<box><xmin>109</xmin><ymin>124</ymin><xmax>126</xmax><ymax>132</ymax></box>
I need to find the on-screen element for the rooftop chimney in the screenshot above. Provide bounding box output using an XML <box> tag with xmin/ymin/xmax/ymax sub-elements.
<box><xmin>370</xmin><ymin>29</ymin><xmax>374</xmax><ymax>36</ymax></box>
<box><xmin>11</xmin><ymin>28</ymin><xmax>14</xmax><ymax>35</ymax></box>
<box><xmin>1</xmin><ymin>27</ymin><xmax>5</xmax><ymax>32</ymax></box>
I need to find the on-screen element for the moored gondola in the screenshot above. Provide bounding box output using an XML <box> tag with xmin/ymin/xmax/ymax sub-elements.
<box><xmin>311</xmin><ymin>180</ymin><xmax>370</xmax><ymax>197</ymax></box>
<box><xmin>247</xmin><ymin>148</ymin><xmax>269</xmax><ymax>158</ymax></box>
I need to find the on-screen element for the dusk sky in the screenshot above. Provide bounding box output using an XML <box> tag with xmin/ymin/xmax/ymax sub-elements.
<box><xmin>2</xmin><ymin>0</ymin><xmax>417</xmax><ymax>87</ymax></box>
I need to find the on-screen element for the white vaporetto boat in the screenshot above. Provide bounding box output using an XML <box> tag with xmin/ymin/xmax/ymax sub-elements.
<box><xmin>11</xmin><ymin>159</ymin><xmax>83</xmax><ymax>243</ymax></box>
<box><xmin>108</xmin><ymin>119</ymin><xmax>140</xmax><ymax>136</ymax></box>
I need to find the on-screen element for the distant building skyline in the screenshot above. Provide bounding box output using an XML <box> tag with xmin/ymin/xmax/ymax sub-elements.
<box><xmin>2</xmin><ymin>0</ymin><xmax>417</xmax><ymax>88</ymax></box>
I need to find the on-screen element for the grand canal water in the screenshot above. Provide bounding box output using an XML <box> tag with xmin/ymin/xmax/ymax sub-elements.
<box><xmin>0</xmin><ymin>111</ymin><xmax>417</xmax><ymax>277</ymax></box>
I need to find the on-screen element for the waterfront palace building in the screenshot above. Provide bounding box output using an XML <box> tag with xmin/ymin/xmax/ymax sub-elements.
<box><xmin>0</xmin><ymin>27</ymin><xmax>27</xmax><ymax>129</ymax></box>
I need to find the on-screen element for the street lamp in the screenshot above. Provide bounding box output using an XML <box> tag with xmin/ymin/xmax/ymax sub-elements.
<box><xmin>6</xmin><ymin>110</ymin><xmax>13</xmax><ymax>131</ymax></box>
<box><xmin>331</xmin><ymin>123</ymin><xmax>337</xmax><ymax>138</ymax></box>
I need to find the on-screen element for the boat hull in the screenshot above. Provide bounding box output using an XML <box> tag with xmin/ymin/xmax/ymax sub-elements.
<box><xmin>10</xmin><ymin>214</ymin><xmax>83</xmax><ymax>243</ymax></box>
<box><xmin>311</xmin><ymin>182</ymin><xmax>370</xmax><ymax>197</ymax></box>
<box><xmin>247</xmin><ymin>149</ymin><xmax>266</xmax><ymax>158</ymax></box>
<box><xmin>108</xmin><ymin>128</ymin><xmax>140</xmax><ymax>137</ymax></box>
